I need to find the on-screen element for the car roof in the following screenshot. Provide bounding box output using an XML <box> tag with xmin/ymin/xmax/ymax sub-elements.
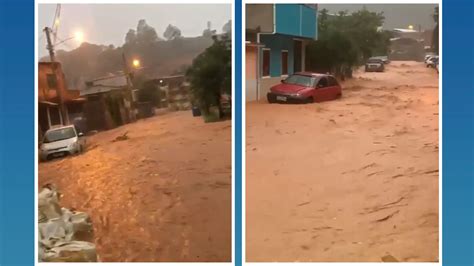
<box><xmin>45</xmin><ymin>124</ymin><xmax>75</xmax><ymax>133</ymax></box>
<box><xmin>293</xmin><ymin>72</ymin><xmax>331</xmax><ymax>78</ymax></box>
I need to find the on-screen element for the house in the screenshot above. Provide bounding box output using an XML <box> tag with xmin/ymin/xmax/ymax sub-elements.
<box><xmin>38</xmin><ymin>62</ymin><xmax>84</xmax><ymax>138</ymax></box>
<box><xmin>81</xmin><ymin>74</ymin><xmax>133</xmax><ymax>131</ymax></box>
<box><xmin>149</xmin><ymin>75</ymin><xmax>192</xmax><ymax>110</ymax></box>
<box><xmin>246</xmin><ymin>4</ymin><xmax>318</xmax><ymax>101</ymax></box>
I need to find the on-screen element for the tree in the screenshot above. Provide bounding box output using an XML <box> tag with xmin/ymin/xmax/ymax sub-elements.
<box><xmin>125</xmin><ymin>29</ymin><xmax>137</xmax><ymax>44</ymax></box>
<box><xmin>186</xmin><ymin>36</ymin><xmax>231</xmax><ymax>117</ymax></box>
<box><xmin>318</xmin><ymin>8</ymin><xmax>329</xmax><ymax>36</ymax></box>
<box><xmin>432</xmin><ymin>6</ymin><xmax>439</xmax><ymax>54</ymax></box>
<box><xmin>163</xmin><ymin>24</ymin><xmax>182</xmax><ymax>41</ymax></box>
<box><xmin>136</xmin><ymin>19</ymin><xmax>160</xmax><ymax>44</ymax></box>
<box><xmin>345</xmin><ymin>9</ymin><xmax>386</xmax><ymax>61</ymax></box>
<box><xmin>306</xmin><ymin>7</ymin><xmax>389</xmax><ymax>78</ymax></box>
<box><xmin>222</xmin><ymin>20</ymin><xmax>232</xmax><ymax>35</ymax></box>
<box><xmin>306</xmin><ymin>32</ymin><xmax>356</xmax><ymax>79</ymax></box>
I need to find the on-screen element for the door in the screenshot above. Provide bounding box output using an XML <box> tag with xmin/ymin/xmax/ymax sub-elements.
<box><xmin>313</xmin><ymin>77</ymin><xmax>329</xmax><ymax>102</ymax></box>
<box><xmin>327</xmin><ymin>76</ymin><xmax>341</xmax><ymax>99</ymax></box>
<box><xmin>294</xmin><ymin>40</ymin><xmax>302</xmax><ymax>73</ymax></box>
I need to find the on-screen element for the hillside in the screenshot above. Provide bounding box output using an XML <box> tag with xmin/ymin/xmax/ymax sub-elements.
<box><xmin>41</xmin><ymin>36</ymin><xmax>215</xmax><ymax>90</ymax></box>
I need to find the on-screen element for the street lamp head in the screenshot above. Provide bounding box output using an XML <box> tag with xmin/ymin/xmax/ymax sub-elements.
<box><xmin>408</xmin><ymin>25</ymin><xmax>414</xmax><ymax>30</ymax></box>
<box><xmin>132</xmin><ymin>59</ymin><xmax>141</xmax><ymax>68</ymax></box>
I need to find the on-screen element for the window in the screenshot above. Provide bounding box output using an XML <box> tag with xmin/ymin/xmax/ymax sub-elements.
<box><xmin>284</xmin><ymin>74</ymin><xmax>316</xmax><ymax>87</ymax></box>
<box><xmin>328</xmin><ymin>76</ymin><xmax>338</xmax><ymax>86</ymax></box>
<box><xmin>317</xmin><ymin>77</ymin><xmax>328</xmax><ymax>88</ymax></box>
<box><xmin>43</xmin><ymin>127</ymin><xmax>76</xmax><ymax>143</ymax></box>
<box><xmin>47</xmin><ymin>74</ymin><xmax>57</xmax><ymax>89</ymax></box>
<box><xmin>262</xmin><ymin>49</ymin><xmax>270</xmax><ymax>77</ymax></box>
<box><xmin>281</xmin><ymin>50</ymin><xmax>288</xmax><ymax>76</ymax></box>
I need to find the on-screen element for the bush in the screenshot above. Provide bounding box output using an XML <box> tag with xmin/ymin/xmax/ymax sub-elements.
<box><xmin>186</xmin><ymin>36</ymin><xmax>231</xmax><ymax>118</ymax></box>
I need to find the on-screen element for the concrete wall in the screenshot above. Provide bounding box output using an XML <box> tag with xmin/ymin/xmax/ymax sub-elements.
<box><xmin>38</xmin><ymin>62</ymin><xmax>67</xmax><ymax>102</ymax></box>
<box><xmin>246</xmin><ymin>46</ymin><xmax>258</xmax><ymax>101</ymax></box>
<box><xmin>259</xmin><ymin>77</ymin><xmax>281</xmax><ymax>100</ymax></box>
<box><xmin>246</xmin><ymin>4</ymin><xmax>273</xmax><ymax>32</ymax></box>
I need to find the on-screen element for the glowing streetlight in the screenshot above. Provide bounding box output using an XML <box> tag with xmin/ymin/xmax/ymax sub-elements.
<box><xmin>132</xmin><ymin>59</ymin><xmax>141</xmax><ymax>68</ymax></box>
<box><xmin>54</xmin><ymin>18</ymin><xmax>60</xmax><ymax>26</ymax></box>
<box><xmin>408</xmin><ymin>25</ymin><xmax>414</xmax><ymax>30</ymax></box>
<box><xmin>74</xmin><ymin>31</ymin><xmax>84</xmax><ymax>43</ymax></box>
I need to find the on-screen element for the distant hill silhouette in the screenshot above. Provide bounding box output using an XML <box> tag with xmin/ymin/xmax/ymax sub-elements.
<box><xmin>40</xmin><ymin>36</ymin><xmax>214</xmax><ymax>90</ymax></box>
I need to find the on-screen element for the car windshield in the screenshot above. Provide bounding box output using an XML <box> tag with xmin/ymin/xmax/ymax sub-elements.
<box><xmin>284</xmin><ymin>74</ymin><xmax>316</xmax><ymax>87</ymax></box>
<box><xmin>368</xmin><ymin>59</ymin><xmax>382</xmax><ymax>63</ymax></box>
<box><xmin>43</xmin><ymin>127</ymin><xmax>76</xmax><ymax>143</ymax></box>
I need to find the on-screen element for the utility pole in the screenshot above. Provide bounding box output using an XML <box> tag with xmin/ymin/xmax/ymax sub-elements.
<box><xmin>44</xmin><ymin>26</ymin><xmax>69</xmax><ymax>125</ymax></box>
<box><xmin>122</xmin><ymin>52</ymin><xmax>136</xmax><ymax>122</ymax></box>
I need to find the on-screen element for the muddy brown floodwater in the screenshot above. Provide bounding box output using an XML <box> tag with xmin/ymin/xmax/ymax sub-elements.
<box><xmin>246</xmin><ymin>61</ymin><xmax>439</xmax><ymax>262</ymax></box>
<box><xmin>39</xmin><ymin>111</ymin><xmax>232</xmax><ymax>262</ymax></box>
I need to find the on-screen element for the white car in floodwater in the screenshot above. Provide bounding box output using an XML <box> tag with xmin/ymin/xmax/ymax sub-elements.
<box><xmin>40</xmin><ymin>125</ymin><xmax>85</xmax><ymax>161</ymax></box>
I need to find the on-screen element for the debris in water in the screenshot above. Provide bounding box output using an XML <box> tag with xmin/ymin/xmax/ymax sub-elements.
<box><xmin>112</xmin><ymin>131</ymin><xmax>129</xmax><ymax>142</ymax></box>
<box><xmin>381</xmin><ymin>254</ymin><xmax>399</xmax><ymax>262</ymax></box>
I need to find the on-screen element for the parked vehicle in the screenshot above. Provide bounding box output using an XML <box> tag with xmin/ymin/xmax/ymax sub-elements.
<box><xmin>426</xmin><ymin>56</ymin><xmax>439</xmax><ymax>68</ymax></box>
<box><xmin>373</xmin><ymin>56</ymin><xmax>390</xmax><ymax>64</ymax></box>
<box><xmin>425</xmin><ymin>54</ymin><xmax>436</xmax><ymax>62</ymax></box>
<box><xmin>39</xmin><ymin>125</ymin><xmax>85</xmax><ymax>161</ymax></box>
<box><xmin>365</xmin><ymin>58</ymin><xmax>385</xmax><ymax>72</ymax></box>
<box><xmin>267</xmin><ymin>72</ymin><xmax>342</xmax><ymax>104</ymax></box>
<box><xmin>191</xmin><ymin>106</ymin><xmax>202</xmax><ymax>117</ymax></box>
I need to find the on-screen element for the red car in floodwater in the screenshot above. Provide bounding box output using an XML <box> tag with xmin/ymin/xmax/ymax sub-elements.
<box><xmin>267</xmin><ymin>72</ymin><xmax>342</xmax><ymax>104</ymax></box>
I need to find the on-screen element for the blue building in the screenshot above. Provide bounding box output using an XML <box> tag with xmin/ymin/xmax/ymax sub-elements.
<box><xmin>246</xmin><ymin>4</ymin><xmax>318</xmax><ymax>101</ymax></box>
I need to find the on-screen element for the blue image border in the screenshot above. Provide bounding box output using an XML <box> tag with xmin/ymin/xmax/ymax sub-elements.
<box><xmin>441</xmin><ymin>0</ymin><xmax>474</xmax><ymax>265</ymax></box>
<box><xmin>0</xmin><ymin>0</ymin><xmax>35</xmax><ymax>265</ymax></box>
<box><xmin>0</xmin><ymin>0</ymin><xmax>473</xmax><ymax>265</ymax></box>
<box><xmin>235</xmin><ymin>0</ymin><xmax>243</xmax><ymax>265</ymax></box>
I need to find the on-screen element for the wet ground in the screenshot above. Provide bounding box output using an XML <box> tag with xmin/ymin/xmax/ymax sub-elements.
<box><xmin>39</xmin><ymin>111</ymin><xmax>232</xmax><ymax>262</ymax></box>
<box><xmin>246</xmin><ymin>61</ymin><xmax>439</xmax><ymax>262</ymax></box>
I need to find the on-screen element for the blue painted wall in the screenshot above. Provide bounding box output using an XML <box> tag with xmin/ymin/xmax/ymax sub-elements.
<box><xmin>301</xmin><ymin>5</ymin><xmax>317</xmax><ymax>39</ymax></box>
<box><xmin>275</xmin><ymin>4</ymin><xmax>317</xmax><ymax>39</ymax></box>
<box><xmin>260</xmin><ymin>34</ymin><xmax>294</xmax><ymax>77</ymax></box>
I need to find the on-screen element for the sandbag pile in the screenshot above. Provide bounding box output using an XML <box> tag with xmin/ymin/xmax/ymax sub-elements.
<box><xmin>38</xmin><ymin>184</ymin><xmax>98</xmax><ymax>262</ymax></box>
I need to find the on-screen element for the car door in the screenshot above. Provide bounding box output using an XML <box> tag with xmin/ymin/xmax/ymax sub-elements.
<box><xmin>327</xmin><ymin>76</ymin><xmax>341</xmax><ymax>100</ymax></box>
<box><xmin>313</xmin><ymin>77</ymin><xmax>329</xmax><ymax>102</ymax></box>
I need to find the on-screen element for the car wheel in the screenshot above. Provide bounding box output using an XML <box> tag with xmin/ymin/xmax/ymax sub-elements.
<box><xmin>267</xmin><ymin>94</ymin><xmax>275</xmax><ymax>104</ymax></box>
<box><xmin>306</xmin><ymin>97</ymin><xmax>314</xmax><ymax>104</ymax></box>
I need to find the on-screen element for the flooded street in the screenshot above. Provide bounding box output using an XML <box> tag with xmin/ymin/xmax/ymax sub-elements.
<box><xmin>39</xmin><ymin>111</ymin><xmax>231</xmax><ymax>262</ymax></box>
<box><xmin>246</xmin><ymin>61</ymin><xmax>439</xmax><ymax>262</ymax></box>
